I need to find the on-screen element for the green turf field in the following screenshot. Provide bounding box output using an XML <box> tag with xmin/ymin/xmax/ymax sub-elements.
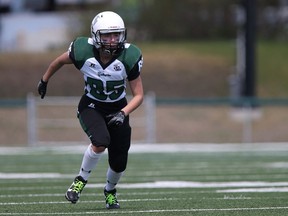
<box><xmin>1</xmin><ymin>144</ymin><xmax>288</xmax><ymax>215</ymax></box>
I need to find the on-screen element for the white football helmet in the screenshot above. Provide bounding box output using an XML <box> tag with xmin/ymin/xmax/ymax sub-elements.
<box><xmin>91</xmin><ymin>11</ymin><xmax>127</xmax><ymax>55</ymax></box>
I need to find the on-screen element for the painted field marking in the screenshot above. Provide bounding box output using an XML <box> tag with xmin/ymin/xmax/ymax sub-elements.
<box><xmin>2</xmin><ymin>175</ymin><xmax>288</xmax><ymax>191</ymax></box>
<box><xmin>217</xmin><ymin>187</ymin><xmax>288</xmax><ymax>193</ymax></box>
<box><xmin>0</xmin><ymin>196</ymin><xmax>254</xmax><ymax>207</ymax></box>
<box><xmin>1</xmin><ymin>206</ymin><xmax>288</xmax><ymax>215</ymax></box>
<box><xmin>0</xmin><ymin>172</ymin><xmax>73</xmax><ymax>179</ymax></box>
<box><xmin>1</xmin><ymin>143</ymin><xmax>288</xmax><ymax>156</ymax></box>
<box><xmin>0</xmin><ymin>191</ymin><xmax>195</xmax><ymax>198</ymax></box>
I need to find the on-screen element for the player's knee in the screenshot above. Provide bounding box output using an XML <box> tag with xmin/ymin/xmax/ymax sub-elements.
<box><xmin>91</xmin><ymin>145</ymin><xmax>106</xmax><ymax>153</ymax></box>
<box><xmin>109</xmin><ymin>156</ymin><xmax>127</xmax><ymax>172</ymax></box>
<box><xmin>110</xmin><ymin>164</ymin><xmax>126</xmax><ymax>173</ymax></box>
<box><xmin>89</xmin><ymin>132</ymin><xmax>110</xmax><ymax>151</ymax></box>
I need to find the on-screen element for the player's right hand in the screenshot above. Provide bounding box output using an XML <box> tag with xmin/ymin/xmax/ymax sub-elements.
<box><xmin>106</xmin><ymin>111</ymin><xmax>126</xmax><ymax>127</ymax></box>
<box><xmin>38</xmin><ymin>79</ymin><xmax>48</xmax><ymax>99</ymax></box>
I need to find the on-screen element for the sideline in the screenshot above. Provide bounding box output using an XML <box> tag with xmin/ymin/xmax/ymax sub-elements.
<box><xmin>1</xmin><ymin>143</ymin><xmax>288</xmax><ymax>155</ymax></box>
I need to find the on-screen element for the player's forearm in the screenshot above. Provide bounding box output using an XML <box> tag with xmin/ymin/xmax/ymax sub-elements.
<box><xmin>123</xmin><ymin>76</ymin><xmax>144</xmax><ymax>115</ymax></box>
<box><xmin>42</xmin><ymin>52</ymin><xmax>71</xmax><ymax>82</ymax></box>
<box><xmin>122</xmin><ymin>94</ymin><xmax>143</xmax><ymax>116</ymax></box>
<box><xmin>42</xmin><ymin>60</ymin><xmax>64</xmax><ymax>82</ymax></box>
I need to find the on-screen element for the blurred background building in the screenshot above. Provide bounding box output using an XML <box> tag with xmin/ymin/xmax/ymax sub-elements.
<box><xmin>0</xmin><ymin>0</ymin><xmax>108</xmax><ymax>51</ymax></box>
<box><xmin>1</xmin><ymin>0</ymin><xmax>288</xmax><ymax>52</ymax></box>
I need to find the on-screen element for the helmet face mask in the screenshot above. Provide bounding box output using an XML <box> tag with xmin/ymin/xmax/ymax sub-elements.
<box><xmin>91</xmin><ymin>11</ymin><xmax>127</xmax><ymax>55</ymax></box>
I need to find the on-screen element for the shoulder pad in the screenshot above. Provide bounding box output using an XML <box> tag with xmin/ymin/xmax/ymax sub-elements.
<box><xmin>71</xmin><ymin>37</ymin><xmax>94</xmax><ymax>69</ymax></box>
<box><xmin>118</xmin><ymin>43</ymin><xmax>142</xmax><ymax>71</ymax></box>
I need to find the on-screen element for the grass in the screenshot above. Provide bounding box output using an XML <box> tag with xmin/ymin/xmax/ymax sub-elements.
<box><xmin>1</xmin><ymin>40</ymin><xmax>288</xmax><ymax>99</ymax></box>
<box><xmin>140</xmin><ymin>39</ymin><xmax>288</xmax><ymax>98</ymax></box>
<box><xmin>257</xmin><ymin>40</ymin><xmax>288</xmax><ymax>97</ymax></box>
<box><xmin>1</xmin><ymin>144</ymin><xmax>288</xmax><ymax>215</ymax></box>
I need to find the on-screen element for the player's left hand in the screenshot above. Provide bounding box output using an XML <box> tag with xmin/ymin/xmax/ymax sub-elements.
<box><xmin>38</xmin><ymin>79</ymin><xmax>48</xmax><ymax>99</ymax></box>
<box><xmin>107</xmin><ymin>111</ymin><xmax>126</xmax><ymax>127</ymax></box>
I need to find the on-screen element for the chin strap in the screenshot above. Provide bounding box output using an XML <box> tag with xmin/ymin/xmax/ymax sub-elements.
<box><xmin>100</xmin><ymin>43</ymin><xmax>124</xmax><ymax>56</ymax></box>
<box><xmin>102</xmin><ymin>48</ymin><xmax>116</xmax><ymax>56</ymax></box>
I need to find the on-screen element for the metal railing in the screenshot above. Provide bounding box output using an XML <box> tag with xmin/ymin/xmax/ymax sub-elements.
<box><xmin>26</xmin><ymin>93</ymin><xmax>156</xmax><ymax>146</ymax></box>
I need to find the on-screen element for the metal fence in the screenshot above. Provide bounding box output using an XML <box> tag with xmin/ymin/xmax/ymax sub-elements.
<box><xmin>1</xmin><ymin>96</ymin><xmax>288</xmax><ymax>146</ymax></box>
<box><xmin>26</xmin><ymin>93</ymin><xmax>156</xmax><ymax>147</ymax></box>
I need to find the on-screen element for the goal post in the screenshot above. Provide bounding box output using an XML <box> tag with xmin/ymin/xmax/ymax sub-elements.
<box><xmin>26</xmin><ymin>93</ymin><xmax>156</xmax><ymax>147</ymax></box>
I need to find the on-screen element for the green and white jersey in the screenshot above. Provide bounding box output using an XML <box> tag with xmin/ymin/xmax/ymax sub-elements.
<box><xmin>69</xmin><ymin>37</ymin><xmax>143</xmax><ymax>103</ymax></box>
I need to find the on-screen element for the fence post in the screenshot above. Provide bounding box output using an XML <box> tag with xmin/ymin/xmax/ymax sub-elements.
<box><xmin>145</xmin><ymin>92</ymin><xmax>156</xmax><ymax>143</ymax></box>
<box><xmin>27</xmin><ymin>93</ymin><xmax>37</xmax><ymax>147</ymax></box>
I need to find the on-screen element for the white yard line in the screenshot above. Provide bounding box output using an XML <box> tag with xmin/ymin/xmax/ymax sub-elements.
<box><xmin>111</xmin><ymin>181</ymin><xmax>288</xmax><ymax>189</ymax></box>
<box><xmin>0</xmin><ymin>191</ymin><xmax>195</xmax><ymax>198</ymax></box>
<box><xmin>1</xmin><ymin>207</ymin><xmax>288</xmax><ymax>215</ymax></box>
<box><xmin>2</xmin><ymin>173</ymin><xmax>288</xmax><ymax>188</ymax></box>
<box><xmin>1</xmin><ymin>143</ymin><xmax>288</xmax><ymax>155</ymax></box>
<box><xmin>217</xmin><ymin>187</ymin><xmax>288</xmax><ymax>193</ymax></box>
<box><xmin>2</xmin><ymin>179</ymin><xmax>288</xmax><ymax>214</ymax></box>
<box><xmin>0</xmin><ymin>172</ymin><xmax>74</xmax><ymax>179</ymax></box>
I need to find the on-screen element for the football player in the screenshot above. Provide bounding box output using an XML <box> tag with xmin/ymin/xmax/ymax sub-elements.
<box><xmin>37</xmin><ymin>11</ymin><xmax>144</xmax><ymax>209</ymax></box>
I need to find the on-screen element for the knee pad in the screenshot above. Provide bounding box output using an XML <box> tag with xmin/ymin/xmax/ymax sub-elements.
<box><xmin>109</xmin><ymin>154</ymin><xmax>128</xmax><ymax>172</ymax></box>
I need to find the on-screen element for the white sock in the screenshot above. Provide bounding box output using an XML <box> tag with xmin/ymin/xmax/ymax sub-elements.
<box><xmin>105</xmin><ymin>167</ymin><xmax>123</xmax><ymax>191</ymax></box>
<box><xmin>78</xmin><ymin>144</ymin><xmax>103</xmax><ymax>181</ymax></box>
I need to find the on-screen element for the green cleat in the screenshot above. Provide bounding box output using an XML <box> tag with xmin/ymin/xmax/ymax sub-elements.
<box><xmin>104</xmin><ymin>188</ymin><xmax>120</xmax><ymax>209</ymax></box>
<box><xmin>65</xmin><ymin>176</ymin><xmax>87</xmax><ymax>204</ymax></box>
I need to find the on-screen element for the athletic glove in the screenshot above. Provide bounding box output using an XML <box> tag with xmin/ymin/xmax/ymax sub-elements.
<box><xmin>107</xmin><ymin>111</ymin><xmax>126</xmax><ymax>127</ymax></box>
<box><xmin>38</xmin><ymin>79</ymin><xmax>48</xmax><ymax>99</ymax></box>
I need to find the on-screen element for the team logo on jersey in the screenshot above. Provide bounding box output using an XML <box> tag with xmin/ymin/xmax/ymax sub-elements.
<box><xmin>89</xmin><ymin>63</ymin><xmax>96</xmax><ymax>68</ymax></box>
<box><xmin>113</xmin><ymin>64</ymin><xmax>121</xmax><ymax>71</ymax></box>
<box><xmin>98</xmin><ymin>72</ymin><xmax>111</xmax><ymax>77</ymax></box>
<box><xmin>88</xmin><ymin>103</ymin><xmax>95</xmax><ymax>109</ymax></box>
